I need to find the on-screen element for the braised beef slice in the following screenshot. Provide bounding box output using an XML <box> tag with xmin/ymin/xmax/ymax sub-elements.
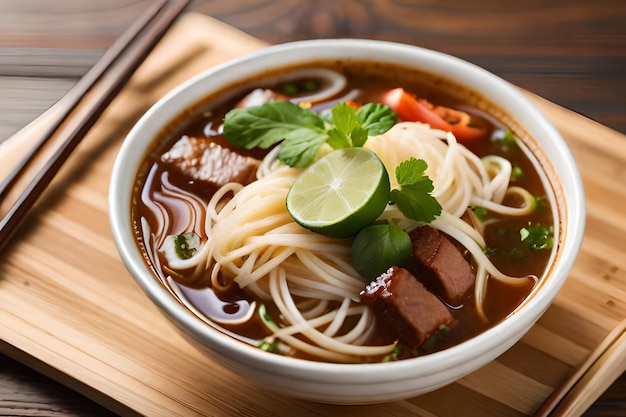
<box><xmin>408</xmin><ymin>226</ymin><xmax>474</xmax><ymax>306</ymax></box>
<box><xmin>161</xmin><ymin>135</ymin><xmax>260</xmax><ymax>189</ymax></box>
<box><xmin>360</xmin><ymin>265</ymin><xmax>453</xmax><ymax>348</ymax></box>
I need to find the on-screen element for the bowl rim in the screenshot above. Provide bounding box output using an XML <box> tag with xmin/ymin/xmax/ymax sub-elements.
<box><xmin>109</xmin><ymin>38</ymin><xmax>586</xmax><ymax>384</ymax></box>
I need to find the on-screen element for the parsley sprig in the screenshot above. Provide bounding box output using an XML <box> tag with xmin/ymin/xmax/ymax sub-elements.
<box><xmin>391</xmin><ymin>158</ymin><xmax>442</xmax><ymax>223</ymax></box>
<box><xmin>223</xmin><ymin>101</ymin><xmax>397</xmax><ymax>167</ymax></box>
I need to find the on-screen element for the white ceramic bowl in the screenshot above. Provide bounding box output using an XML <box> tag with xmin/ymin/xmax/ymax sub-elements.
<box><xmin>109</xmin><ymin>39</ymin><xmax>585</xmax><ymax>404</ymax></box>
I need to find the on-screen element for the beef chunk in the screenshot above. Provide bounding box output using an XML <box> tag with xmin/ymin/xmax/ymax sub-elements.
<box><xmin>360</xmin><ymin>266</ymin><xmax>453</xmax><ymax>348</ymax></box>
<box><xmin>409</xmin><ymin>226</ymin><xmax>474</xmax><ymax>306</ymax></box>
<box><xmin>161</xmin><ymin>135</ymin><xmax>260</xmax><ymax>188</ymax></box>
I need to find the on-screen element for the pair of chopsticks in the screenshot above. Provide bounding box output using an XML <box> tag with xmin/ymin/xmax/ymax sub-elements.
<box><xmin>534</xmin><ymin>317</ymin><xmax>626</xmax><ymax>416</ymax></box>
<box><xmin>0</xmin><ymin>0</ymin><xmax>190</xmax><ymax>254</ymax></box>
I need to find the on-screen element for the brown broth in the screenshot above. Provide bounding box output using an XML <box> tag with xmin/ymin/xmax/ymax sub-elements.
<box><xmin>131</xmin><ymin>59</ymin><xmax>554</xmax><ymax>362</ymax></box>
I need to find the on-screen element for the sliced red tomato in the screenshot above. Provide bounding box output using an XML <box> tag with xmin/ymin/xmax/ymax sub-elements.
<box><xmin>381</xmin><ymin>88</ymin><xmax>486</xmax><ymax>142</ymax></box>
<box><xmin>344</xmin><ymin>100</ymin><xmax>362</xmax><ymax>111</ymax></box>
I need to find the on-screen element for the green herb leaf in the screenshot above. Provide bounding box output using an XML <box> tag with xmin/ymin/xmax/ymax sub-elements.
<box><xmin>223</xmin><ymin>101</ymin><xmax>326</xmax><ymax>150</ymax></box>
<box><xmin>470</xmin><ymin>205</ymin><xmax>489</xmax><ymax>223</ymax></box>
<box><xmin>482</xmin><ymin>246</ymin><xmax>497</xmax><ymax>255</ymax></box>
<box><xmin>223</xmin><ymin>100</ymin><xmax>398</xmax><ymax>167</ymax></box>
<box><xmin>356</xmin><ymin>103</ymin><xmax>398</xmax><ymax>136</ymax></box>
<box><xmin>351</xmin><ymin>220</ymin><xmax>413</xmax><ymax>280</ymax></box>
<box><xmin>326</xmin><ymin>103</ymin><xmax>369</xmax><ymax>148</ymax></box>
<box><xmin>382</xmin><ymin>344</ymin><xmax>404</xmax><ymax>362</ymax></box>
<box><xmin>502</xmin><ymin>130</ymin><xmax>518</xmax><ymax>146</ymax></box>
<box><xmin>520</xmin><ymin>224</ymin><xmax>554</xmax><ymax>250</ymax></box>
<box><xmin>258</xmin><ymin>303</ymin><xmax>280</xmax><ymax>331</ymax></box>
<box><xmin>534</xmin><ymin>195</ymin><xmax>547</xmax><ymax>210</ymax></box>
<box><xmin>509</xmin><ymin>247</ymin><xmax>525</xmax><ymax>259</ymax></box>
<box><xmin>415</xmin><ymin>324</ymin><xmax>451</xmax><ymax>355</ymax></box>
<box><xmin>326</xmin><ymin>127</ymin><xmax>352</xmax><ymax>149</ymax></box>
<box><xmin>259</xmin><ymin>339</ymin><xmax>281</xmax><ymax>353</ymax></box>
<box><xmin>331</xmin><ymin>102</ymin><xmax>360</xmax><ymax>136</ymax></box>
<box><xmin>395</xmin><ymin>157</ymin><xmax>429</xmax><ymax>185</ymax></box>
<box><xmin>279</xmin><ymin>127</ymin><xmax>329</xmax><ymax>167</ymax></box>
<box><xmin>390</xmin><ymin>158</ymin><xmax>442</xmax><ymax>223</ymax></box>
<box><xmin>173</xmin><ymin>232</ymin><xmax>198</xmax><ymax>260</ymax></box>
<box><xmin>282</xmin><ymin>83</ymin><xmax>299</xmax><ymax>96</ymax></box>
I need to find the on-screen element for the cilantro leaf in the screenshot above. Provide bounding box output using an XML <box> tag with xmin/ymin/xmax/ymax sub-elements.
<box><xmin>356</xmin><ymin>103</ymin><xmax>398</xmax><ymax>136</ymax></box>
<box><xmin>391</xmin><ymin>186</ymin><xmax>442</xmax><ymax>224</ymax></box>
<box><xmin>395</xmin><ymin>157</ymin><xmax>428</xmax><ymax>185</ymax></box>
<box><xmin>390</xmin><ymin>158</ymin><xmax>442</xmax><ymax>223</ymax></box>
<box><xmin>351</xmin><ymin>220</ymin><xmax>413</xmax><ymax>280</ymax></box>
<box><xmin>326</xmin><ymin>103</ymin><xmax>369</xmax><ymax>148</ymax></box>
<box><xmin>223</xmin><ymin>100</ymin><xmax>398</xmax><ymax>167</ymax></box>
<box><xmin>223</xmin><ymin>101</ymin><xmax>326</xmax><ymax>150</ymax></box>
<box><xmin>331</xmin><ymin>103</ymin><xmax>360</xmax><ymax>136</ymax></box>
<box><xmin>326</xmin><ymin>127</ymin><xmax>352</xmax><ymax>149</ymax></box>
<box><xmin>280</xmin><ymin>128</ymin><xmax>328</xmax><ymax>167</ymax></box>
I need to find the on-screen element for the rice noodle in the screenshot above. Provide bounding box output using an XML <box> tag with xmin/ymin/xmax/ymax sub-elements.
<box><xmin>149</xmin><ymin>121</ymin><xmax>540</xmax><ymax>361</ymax></box>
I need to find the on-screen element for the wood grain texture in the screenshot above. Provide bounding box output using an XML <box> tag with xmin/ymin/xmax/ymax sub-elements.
<box><xmin>0</xmin><ymin>0</ymin><xmax>624</xmax><ymax>137</ymax></box>
<box><xmin>0</xmin><ymin>1</ymin><xmax>625</xmax><ymax>416</ymax></box>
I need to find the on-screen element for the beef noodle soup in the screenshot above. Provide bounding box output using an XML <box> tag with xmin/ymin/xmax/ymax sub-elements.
<box><xmin>131</xmin><ymin>60</ymin><xmax>555</xmax><ymax>363</ymax></box>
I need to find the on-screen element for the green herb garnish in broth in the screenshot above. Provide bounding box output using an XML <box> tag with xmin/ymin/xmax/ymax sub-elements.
<box><xmin>470</xmin><ymin>205</ymin><xmax>489</xmax><ymax>223</ymax></box>
<box><xmin>520</xmin><ymin>224</ymin><xmax>554</xmax><ymax>250</ymax></box>
<box><xmin>223</xmin><ymin>101</ymin><xmax>397</xmax><ymax>167</ymax></box>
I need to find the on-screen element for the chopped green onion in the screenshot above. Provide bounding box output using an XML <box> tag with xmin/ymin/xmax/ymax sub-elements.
<box><xmin>162</xmin><ymin>232</ymin><xmax>200</xmax><ymax>264</ymax></box>
<box><xmin>282</xmin><ymin>83</ymin><xmax>299</xmax><ymax>96</ymax></box>
<box><xmin>259</xmin><ymin>339</ymin><xmax>281</xmax><ymax>353</ymax></box>
<box><xmin>470</xmin><ymin>205</ymin><xmax>489</xmax><ymax>223</ymax></box>
<box><xmin>509</xmin><ymin>247</ymin><xmax>524</xmax><ymax>259</ymax></box>
<box><xmin>382</xmin><ymin>344</ymin><xmax>403</xmax><ymax>362</ymax></box>
<box><xmin>173</xmin><ymin>233</ymin><xmax>197</xmax><ymax>259</ymax></box>
<box><xmin>258</xmin><ymin>303</ymin><xmax>280</xmax><ymax>332</ymax></box>
<box><xmin>482</xmin><ymin>246</ymin><xmax>497</xmax><ymax>255</ymax></box>
<box><xmin>520</xmin><ymin>224</ymin><xmax>554</xmax><ymax>250</ymax></box>
<box><xmin>502</xmin><ymin>130</ymin><xmax>518</xmax><ymax>146</ymax></box>
<box><xmin>303</xmin><ymin>80</ymin><xmax>317</xmax><ymax>92</ymax></box>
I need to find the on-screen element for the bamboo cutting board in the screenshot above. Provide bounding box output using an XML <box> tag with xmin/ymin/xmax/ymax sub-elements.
<box><xmin>0</xmin><ymin>12</ymin><xmax>625</xmax><ymax>417</ymax></box>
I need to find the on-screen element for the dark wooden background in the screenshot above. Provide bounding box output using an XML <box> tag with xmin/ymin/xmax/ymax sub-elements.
<box><xmin>0</xmin><ymin>0</ymin><xmax>625</xmax><ymax>415</ymax></box>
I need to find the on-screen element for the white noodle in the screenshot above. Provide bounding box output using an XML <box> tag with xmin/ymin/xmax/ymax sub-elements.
<box><xmin>150</xmin><ymin>121</ymin><xmax>543</xmax><ymax>362</ymax></box>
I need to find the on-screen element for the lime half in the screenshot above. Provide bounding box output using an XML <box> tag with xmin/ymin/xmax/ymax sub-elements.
<box><xmin>286</xmin><ymin>147</ymin><xmax>390</xmax><ymax>238</ymax></box>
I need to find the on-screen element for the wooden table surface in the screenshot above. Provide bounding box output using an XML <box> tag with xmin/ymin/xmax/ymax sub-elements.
<box><xmin>0</xmin><ymin>1</ymin><xmax>624</xmax><ymax>416</ymax></box>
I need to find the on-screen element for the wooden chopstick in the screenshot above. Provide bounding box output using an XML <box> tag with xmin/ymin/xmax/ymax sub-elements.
<box><xmin>0</xmin><ymin>0</ymin><xmax>190</xmax><ymax>254</ymax></box>
<box><xmin>0</xmin><ymin>0</ymin><xmax>168</xmax><ymax>202</ymax></box>
<box><xmin>533</xmin><ymin>317</ymin><xmax>626</xmax><ymax>416</ymax></box>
